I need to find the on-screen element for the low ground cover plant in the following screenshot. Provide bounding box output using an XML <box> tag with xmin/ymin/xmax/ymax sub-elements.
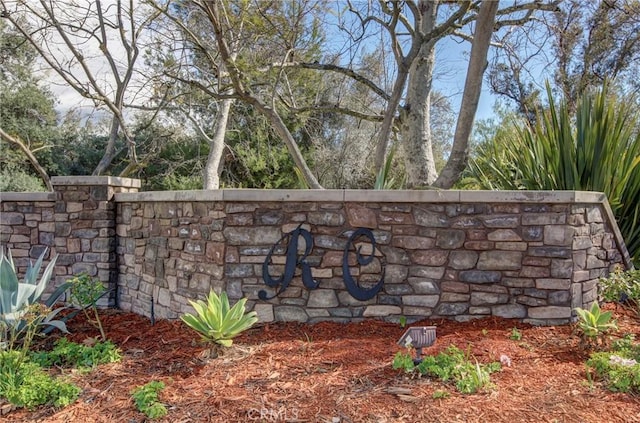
<box><xmin>393</xmin><ymin>345</ymin><xmax>501</xmax><ymax>394</ymax></box>
<box><xmin>587</xmin><ymin>335</ymin><xmax>640</xmax><ymax>393</ymax></box>
<box><xmin>131</xmin><ymin>380</ymin><xmax>167</xmax><ymax>419</ymax></box>
<box><xmin>0</xmin><ymin>349</ymin><xmax>80</xmax><ymax>410</ymax></box>
<box><xmin>31</xmin><ymin>337</ymin><xmax>121</xmax><ymax>369</ymax></box>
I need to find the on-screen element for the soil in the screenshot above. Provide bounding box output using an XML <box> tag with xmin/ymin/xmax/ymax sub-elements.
<box><xmin>4</xmin><ymin>304</ymin><xmax>640</xmax><ymax>423</ymax></box>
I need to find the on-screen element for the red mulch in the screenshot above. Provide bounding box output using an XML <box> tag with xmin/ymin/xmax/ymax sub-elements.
<box><xmin>4</xmin><ymin>304</ymin><xmax>640</xmax><ymax>423</ymax></box>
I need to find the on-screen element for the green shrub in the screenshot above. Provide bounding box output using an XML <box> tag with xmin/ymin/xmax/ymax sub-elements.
<box><xmin>131</xmin><ymin>381</ymin><xmax>167</xmax><ymax>419</ymax></box>
<box><xmin>68</xmin><ymin>273</ymin><xmax>109</xmax><ymax>340</ymax></box>
<box><xmin>599</xmin><ymin>266</ymin><xmax>640</xmax><ymax>313</ymax></box>
<box><xmin>31</xmin><ymin>338</ymin><xmax>121</xmax><ymax>369</ymax></box>
<box><xmin>0</xmin><ymin>350</ymin><xmax>80</xmax><ymax>409</ymax></box>
<box><xmin>467</xmin><ymin>82</ymin><xmax>640</xmax><ymax>265</ymax></box>
<box><xmin>392</xmin><ymin>345</ymin><xmax>501</xmax><ymax>394</ymax></box>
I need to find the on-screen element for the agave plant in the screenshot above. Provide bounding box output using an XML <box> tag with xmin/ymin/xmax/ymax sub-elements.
<box><xmin>181</xmin><ymin>290</ymin><xmax>258</xmax><ymax>348</ymax></box>
<box><xmin>0</xmin><ymin>248</ymin><xmax>70</xmax><ymax>349</ymax></box>
<box><xmin>575</xmin><ymin>301</ymin><xmax>618</xmax><ymax>350</ymax></box>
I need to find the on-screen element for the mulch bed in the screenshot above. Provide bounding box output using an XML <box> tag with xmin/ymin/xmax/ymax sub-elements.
<box><xmin>4</xmin><ymin>304</ymin><xmax>640</xmax><ymax>422</ymax></box>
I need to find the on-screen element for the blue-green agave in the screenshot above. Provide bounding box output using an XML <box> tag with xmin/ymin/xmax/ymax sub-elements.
<box><xmin>181</xmin><ymin>290</ymin><xmax>258</xmax><ymax>347</ymax></box>
<box><xmin>0</xmin><ymin>248</ymin><xmax>70</xmax><ymax>337</ymax></box>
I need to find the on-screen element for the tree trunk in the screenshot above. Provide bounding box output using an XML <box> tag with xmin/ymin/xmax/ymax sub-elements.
<box><xmin>203</xmin><ymin>98</ymin><xmax>233</xmax><ymax>189</ymax></box>
<box><xmin>93</xmin><ymin>116</ymin><xmax>120</xmax><ymax>176</ymax></box>
<box><xmin>0</xmin><ymin>128</ymin><xmax>53</xmax><ymax>191</ymax></box>
<box><xmin>251</xmin><ymin>99</ymin><xmax>323</xmax><ymax>189</ymax></box>
<box><xmin>402</xmin><ymin>0</ymin><xmax>439</xmax><ymax>188</ymax></box>
<box><xmin>434</xmin><ymin>0</ymin><xmax>499</xmax><ymax>188</ymax></box>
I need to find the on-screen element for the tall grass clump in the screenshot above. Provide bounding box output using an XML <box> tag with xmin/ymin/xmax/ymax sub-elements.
<box><xmin>469</xmin><ymin>82</ymin><xmax>640</xmax><ymax>265</ymax></box>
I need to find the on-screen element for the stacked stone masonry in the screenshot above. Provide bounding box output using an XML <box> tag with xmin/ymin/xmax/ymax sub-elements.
<box><xmin>0</xmin><ymin>178</ymin><xmax>631</xmax><ymax>326</ymax></box>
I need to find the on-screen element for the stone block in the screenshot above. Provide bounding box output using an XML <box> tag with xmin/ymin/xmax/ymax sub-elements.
<box><xmin>448</xmin><ymin>251</ymin><xmax>478</xmax><ymax>269</ymax></box>
<box><xmin>440</xmin><ymin>292</ymin><xmax>470</xmax><ymax>302</ymax></box>
<box><xmin>478</xmin><ymin>251</ymin><xmax>522</xmax><ymax>270</ymax></box>
<box><xmin>459</xmin><ymin>270</ymin><xmax>501</xmax><ymax>284</ymax></box>
<box><xmin>384</xmin><ymin>284</ymin><xmax>413</xmax><ymax>295</ymax></box>
<box><xmin>481</xmin><ymin>215</ymin><xmax>519</xmax><ymax>228</ymax></box>
<box><xmin>308</xmin><ymin>211</ymin><xmax>345</xmax><ymax>226</ymax></box>
<box><xmin>402</xmin><ymin>295</ymin><xmax>439</xmax><ymax>307</ymax></box>
<box><xmin>470</xmin><ymin>292</ymin><xmax>509</xmax><ymax>306</ymax></box>
<box><xmin>436</xmin><ymin>303</ymin><xmax>469</xmax><ymax>315</ymax></box>
<box><xmin>362</xmin><ymin>305</ymin><xmax>401</xmax><ymax>317</ymax></box>
<box><xmin>383</xmin><ymin>265</ymin><xmax>409</xmax><ymax>283</ymax></box>
<box><xmin>345</xmin><ymin>204</ymin><xmax>377</xmax><ymax>228</ymax></box>
<box><xmin>254</xmin><ymin>304</ymin><xmax>275</xmax><ymax>322</ymax></box>
<box><xmin>408</xmin><ymin>279</ymin><xmax>440</xmax><ymax>294</ymax></box>
<box><xmin>436</xmin><ymin>229</ymin><xmax>466</xmax><ymax>249</ymax></box>
<box><xmin>528</xmin><ymin>306</ymin><xmax>571</xmax><ymax>319</ymax></box>
<box><xmin>223</xmin><ymin>226</ymin><xmax>282</xmax><ymax>245</ymax></box>
<box><xmin>441</xmin><ymin>281</ymin><xmax>470</xmax><ymax>293</ymax></box>
<box><xmin>487</xmin><ymin>229</ymin><xmax>522</xmax><ymax>241</ymax></box>
<box><xmin>411</xmin><ymin>250</ymin><xmax>449</xmax><ymax>267</ymax></box>
<box><xmin>502</xmin><ymin>278</ymin><xmax>535</xmax><ymax>288</ymax></box>
<box><xmin>307</xmin><ymin>289</ymin><xmax>339</xmax><ymax>308</ymax></box>
<box><xmin>492</xmin><ymin>304</ymin><xmax>527</xmax><ymax>318</ymax></box>
<box><xmin>536</xmin><ymin>278</ymin><xmax>571</xmax><ymax>290</ymax></box>
<box><xmin>413</xmin><ymin>208</ymin><xmax>449</xmax><ymax>227</ymax></box>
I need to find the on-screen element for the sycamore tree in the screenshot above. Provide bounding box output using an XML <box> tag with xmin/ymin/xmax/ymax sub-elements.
<box><xmin>489</xmin><ymin>0</ymin><xmax>640</xmax><ymax>118</ymax></box>
<box><xmin>0</xmin><ymin>0</ymin><xmax>162</xmax><ymax>176</ymax></box>
<box><xmin>145</xmin><ymin>0</ymin><xmax>559</xmax><ymax>190</ymax></box>
<box><xmin>146</xmin><ymin>0</ymin><xmax>326</xmax><ymax>188</ymax></box>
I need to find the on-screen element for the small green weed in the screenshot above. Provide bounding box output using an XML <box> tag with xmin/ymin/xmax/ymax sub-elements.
<box><xmin>131</xmin><ymin>381</ymin><xmax>168</xmax><ymax>419</ymax></box>
<box><xmin>509</xmin><ymin>328</ymin><xmax>522</xmax><ymax>341</ymax></box>
<box><xmin>432</xmin><ymin>390</ymin><xmax>450</xmax><ymax>399</ymax></box>
<box><xmin>399</xmin><ymin>316</ymin><xmax>407</xmax><ymax>328</ymax></box>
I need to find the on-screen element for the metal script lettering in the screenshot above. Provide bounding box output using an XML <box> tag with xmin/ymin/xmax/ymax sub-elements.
<box><xmin>342</xmin><ymin>228</ymin><xmax>385</xmax><ymax>301</ymax></box>
<box><xmin>259</xmin><ymin>225</ymin><xmax>319</xmax><ymax>300</ymax></box>
<box><xmin>260</xmin><ymin>225</ymin><xmax>385</xmax><ymax>301</ymax></box>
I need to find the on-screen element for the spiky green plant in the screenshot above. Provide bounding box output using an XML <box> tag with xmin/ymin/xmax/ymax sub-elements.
<box><xmin>469</xmin><ymin>81</ymin><xmax>640</xmax><ymax>264</ymax></box>
<box><xmin>575</xmin><ymin>302</ymin><xmax>618</xmax><ymax>350</ymax></box>
<box><xmin>181</xmin><ymin>290</ymin><xmax>258</xmax><ymax>348</ymax></box>
<box><xmin>0</xmin><ymin>248</ymin><xmax>70</xmax><ymax>350</ymax></box>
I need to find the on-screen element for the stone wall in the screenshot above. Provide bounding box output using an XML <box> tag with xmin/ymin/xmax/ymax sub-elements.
<box><xmin>1</xmin><ymin>177</ymin><xmax>140</xmax><ymax>306</ymax></box>
<box><xmin>0</xmin><ymin>178</ymin><xmax>632</xmax><ymax>325</ymax></box>
<box><xmin>113</xmin><ymin>189</ymin><xmax>630</xmax><ymax>325</ymax></box>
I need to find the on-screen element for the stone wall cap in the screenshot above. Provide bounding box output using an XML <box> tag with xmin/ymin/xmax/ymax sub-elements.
<box><xmin>116</xmin><ymin>190</ymin><xmax>223</xmax><ymax>202</ymax></box>
<box><xmin>0</xmin><ymin>192</ymin><xmax>56</xmax><ymax>202</ymax></box>
<box><xmin>114</xmin><ymin>189</ymin><xmax>609</xmax><ymax>204</ymax></box>
<box><xmin>51</xmin><ymin>176</ymin><xmax>141</xmax><ymax>188</ymax></box>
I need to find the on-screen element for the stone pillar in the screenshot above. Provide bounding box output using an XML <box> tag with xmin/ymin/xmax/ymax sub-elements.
<box><xmin>51</xmin><ymin>176</ymin><xmax>140</xmax><ymax>306</ymax></box>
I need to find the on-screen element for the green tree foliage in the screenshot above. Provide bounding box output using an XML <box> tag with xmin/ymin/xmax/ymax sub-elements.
<box><xmin>467</xmin><ymin>83</ymin><xmax>640</xmax><ymax>265</ymax></box>
<box><xmin>0</xmin><ymin>20</ymin><xmax>59</xmax><ymax>191</ymax></box>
